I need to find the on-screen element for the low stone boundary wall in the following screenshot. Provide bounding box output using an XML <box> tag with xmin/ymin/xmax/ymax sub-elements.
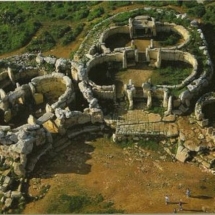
<box><xmin>99</xmin><ymin>26</ymin><xmax>129</xmax><ymax>44</ymax></box>
<box><xmin>195</xmin><ymin>92</ymin><xmax>215</xmax><ymax>127</ymax></box>
<box><xmin>86</xmin><ymin>53</ymin><xmax>123</xmax><ymax>73</ymax></box>
<box><xmin>31</xmin><ymin>72</ymin><xmax>75</xmax><ymax>110</ymax></box>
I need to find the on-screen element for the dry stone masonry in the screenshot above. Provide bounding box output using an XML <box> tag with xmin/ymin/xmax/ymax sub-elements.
<box><xmin>0</xmin><ymin>7</ymin><xmax>215</xmax><ymax>212</ymax></box>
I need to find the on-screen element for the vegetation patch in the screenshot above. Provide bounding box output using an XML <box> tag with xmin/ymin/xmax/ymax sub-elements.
<box><xmin>46</xmin><ymin>193</ymin><xmax>124</xmax><ymax>214</ymax></box>
<box><xmin>158</xmin><ymin>32</ymin><xmax>181</xmax><ymax>46</ymax></box>
<box><xmin>151</xmin><ymin>61</ymin><xmax>192</xmax><ymax>85</ymax></box>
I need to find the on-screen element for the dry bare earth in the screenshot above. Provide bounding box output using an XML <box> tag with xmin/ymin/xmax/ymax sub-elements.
<box><xmin>24</xmin><ymin>120</ymin><xmax>215</xmax><ymax>214</ymax></box>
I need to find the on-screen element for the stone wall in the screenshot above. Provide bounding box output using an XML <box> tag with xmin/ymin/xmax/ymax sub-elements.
<box><xmin>54</xmin><ymin>107</ymin><xmax>104</xmax><ymax>130</ymax></box>
<box><xmin>146</xmin><ymin>49</ymin><xmax>198</xmax><ymax>89</ymax></box>
<box><xmin>99</xmin><ymin>26</ymin><xmax>129</xmax><ymax>44</ymax></box>
<box><xmin>89</xmin><ymin>81</ymin><xmax>116</xmax><ymax>101</ymax></box>
<box><xmin>156</xmin><ymin>22</ymin><xmax>190</xmax><ymax>49</ymax></box>
<box><xmin>31</xmin><ymin>73</ymin><xmax>75</xmax><ymax>111</ymax></box>
<box><xmin>195</xmin><ymin>92</ymin><xmax>215</xmax><ymax>127</ymax></box>
<box><xmin>86</xmin><ymin>53</ymin><xmax>124</xmax><ymax>73</ymax></box>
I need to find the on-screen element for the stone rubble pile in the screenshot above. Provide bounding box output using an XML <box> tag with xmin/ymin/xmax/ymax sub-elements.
<box><xmin>0</xmin><ymin>124</ymin><xmax>52</xmax><ymax>211</ymax></box>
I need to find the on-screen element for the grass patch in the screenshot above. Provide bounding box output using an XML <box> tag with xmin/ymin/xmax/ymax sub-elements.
<box><xmin>148</xmin><ymin>97</ymin><xmax>165</xmax><ymax>116</ymax></box>
<box><xmin>158</xmin><ymin>32</ymin><xmax>181</xmax><ymax>46</ymax></box>
<box><xmin>118</xmin><ymin>138</ymin><xmax>163</xmax><ymax>152</ymax></box>
<box><xmin>46</xmin><ymin>193</ymin><xmax>124</xmax><ymax>214</ymax></box>
<box><xmin>151</xmin><ymin>61</ymin><xmax>192</xmax><ymax>86</ymax></box>
<box><xmin>138</xmin><ymin>139</ymin><xmax>163</xmax><ymax>151</ymax></box>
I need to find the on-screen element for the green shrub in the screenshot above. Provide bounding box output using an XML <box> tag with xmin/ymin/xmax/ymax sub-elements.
<box><xmin>73</xmin><ymin>9</ymin><xmax>89</xmax><ymax>21</ymax></box>
<box><xmin>203</xmin><ymin>5</ymin><xmax>215</xmax><ymax>24</ymax></box>
<box><xmin>87</xmin><ymin>6</ymin><xmax>104</xmax><ymax>21</ymax></box>
<box><xmin>47</xmin><ymin>193</ymin><xmax>123</xmax><ymax>214</ymax></box>
<box><xmin>187</xmin><ymin>4</ymin><xmax>206</xmax><ymax>18</ymax></box>
<box><xmin>50</xmin><ymin>25</ymin><xmax>71</xmax><ymax>40</ymax></box>
<box><xmin>26</xmin><ymin>31</ymin><xmax>56</xmax><ymax>52</ymax></box>
<box><xmin>60</xmin><ymin>24</ymin><xmax>84</xmax><ymax>46</ymax></box>
<box><xmin>160</xmin><ymin>33</ymin><xmax>181</xmax><ymax>46</ymax></box>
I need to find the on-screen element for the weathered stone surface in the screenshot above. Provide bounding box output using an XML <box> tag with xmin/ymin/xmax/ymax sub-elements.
<box><xmin>77</xmin><ymin>114</ymin><xmax>91</xmax><ymax>124</ymax></box>
<box><xmin>33</xmin><ymin>93</ymin><xmax>44</xmax><ymax>105</ymax></box>
<box><xmin>162</xmin><ymin>114</ymin><xmax>176</xmax><ymax>122</ymax></box>
<box><xmin>3</xmin><ymin>176</ymin><xmax>11</xmax><ymax>186</ymax></box>
<box><xmin>175</xmin><ymin>144</ymin><xmax>190</xmax><ymax>162</ymax></box>
<box><xmin>4</xmin><ymin>197</ymin><xmax>13</xmax><ymax>208</ymax></box>
<box><xmin>13</xmin><ymin>163</ymin><xmax>26</xmax><ymax>176</ymax></box>
<box><xmin>10</xmin><ymin>137</ymin><xmax>34</xmax><ymax>154</ymax></box>
<box><xmin>184</xmin><ymin>140</ymin><xmax>200</xmax><ymax>152</ymax></box>
<box><xmin>11</xmin><ymin>191</ymin><xmax>22</xmax><ymax>199</ymax></box>
<box><xmin>166</xmin><ymin>123</ymin><xmax>179</xmax><ymax>137</ymax></box>
<box><xmin>179</xmin><ymin>131</ymin><xmax>186</xmax><ymax>142</ymax></box>
<box><xmin>148</xmin><ymin>113</ymin><xmax>162</xmax><ymax>122</ymax></box>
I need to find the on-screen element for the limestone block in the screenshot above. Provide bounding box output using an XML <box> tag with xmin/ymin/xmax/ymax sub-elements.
<box><xmin>44</xmin><ymin>56</ymin><xmax>56</xmax><ymax>65</ymax></box>
<box><xmin>28</xmin><ymin>82</ymin><xmax>36</xmax><ymax>95</ymax></box>
<box><xmin>175</xmin><ymin>145</ymin><xmax>190</xmax><ymax>162</ymax></box>
<box><xmin>17</xmin><ymin>96</ymin><xmax>25</xmax><ymax>104</ymax></box>
<box><xmin>201</xmin><ymin>160</ymin><xmax>211</xmax><ymax>169</ymax></box>
<box><xmin>4</xmin><ymin>197</ymin><xmax>13</xmax><ymax>208</ymax></box>
<box><xmin>89</xmin><ymin>98</ymin><xmax>99</xmax><ymax>108</ymax></box>
<box><xmin>197</xmin><ymin>119</ymin><xmax>209</xmax><ymax>127</ymax></box>
<box><xmin>17</xmin><ymin>129</ymin><xmax>27</xmax><ymax>140</ymax></box>
<box><xmin>4</xmin><ymin>109</ymin><xmax>12</xmax><ymax>123</ymax></box>
<box><xmin>9</xmin><ymin>133</ymin><xmax>18</xmax><ymax>143</ymax></box>
<box><xmin>33</xmin><ymin>93</ymin><xmax>44</xmax><ymax>105</ymax></box>
<box><xmin>63</xmin><ymin>76</ymin><xmax>72</xmax><ymax>87</ymax></box>
<box><xmin>25</xmin><ymin>124</ymin><xmax>40</xmax><ymax>131</ymax></box>
<box><xmin>43</xmin><ymin>120</ymin><xmax>59</xmax><ymax>133</ymax></box>
<box><xmin>36</xmin><ymin>53</ymin><xmax>44</xmax><ymax>65</ymax></box>
<box><xmin>166</xmin><ymin>123</ymin><xmax>178</xmax><ymax>137</ymax></box>
<box><xmin>11</xmin><ymin>191</ymin><xmax>22</xmax><ymax>199</ymax></box>
<box><xmin>13</xmin><ymin>162</ymin><xmax>26</xmax><ymax>177</ymax></box>
<box><xmin>207</xmin><ymin>127</ymin><xmax>213</xmax><ymax>135</ymax></box>
<box><xmin>11</xmin><ymin>137</ymin><xmax>34</xmax><ymax>154</ymax></box>
<box><xmin>7</xmin><ymin>67</ymin><xmax>15</xmax><ymax>84</ymax></box>
<box><xmin>0</xmin><ymin>99</ymin><xmax>9</xmax><ymax>111</ymax></box>
<box><xmin>46</xmin><ymin>104</ymin><xmax>54</xmax><ymax>113</ymax></box>
<box><xmin>0</xmin><ymin>126</ymin><xmax>11</xmax><ymax>132</ymax></box>
<box><xmin>184</xmin><ymin>139</ymin><xmax>200</xmax><ymax>152</ymax></box>
<box><xmin>90</xmin><ymin>108</ymin><xmax>103</xmax><ymax>124</ymax></box>
<box><xmin>0</xmin><ymin>89</ymin><xmax>6</xmax><ymax>99</ymax></box>
<box><xmin>162</xmin><ymin>114</ymin><xmax>176</xmax><ymax>122</ymax></box>
<box><xmin>27</xmin><ymin>115</ymin><xmax>37</xmax><ymax>125</ymax></box>
<box><xmin>20</xmin><ymin>154</ymin><xmax>27</xmax><ymax>167</ymax></box>
<box><xmin>3</xmin><ymin>176</ymin><xmax>11</xmax><ymax>186</ymax></box>
<box><xmin>148</xmin><ymin>113</ymin><xmax>162</xmax><ymax>122</ymax></box>
<box><xmin>78</xmin><ymin>114</ymin><xmax>91</xmax><ymax>124</ymax></box>
<box><xmin>58</xmin><ymin>95</ymin><xmax>67</xmax><ymax>103</ymax></box>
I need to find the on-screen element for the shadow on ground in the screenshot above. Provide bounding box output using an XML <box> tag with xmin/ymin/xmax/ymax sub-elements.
<box><xmin>191</xmin><ymin>195</ymin><xmax>213</xmax><ymax>199</ymax></box>
<box><xmin>29</xmin><ymin>136</ymin><xmax>95</xmax><ymax>178</ymax></box>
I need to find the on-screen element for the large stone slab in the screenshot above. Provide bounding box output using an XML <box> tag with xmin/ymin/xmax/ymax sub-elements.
<box><xmin>175</xmin><ymin>145</ymin><xmax>190</xmax><ymax>162</ymax></box>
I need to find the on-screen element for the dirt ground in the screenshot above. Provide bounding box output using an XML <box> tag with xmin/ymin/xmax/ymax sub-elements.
<box><xmin>23</xmin><ymin>116</ymin><xmax>215</xmax><ymax>214</ymax></box>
